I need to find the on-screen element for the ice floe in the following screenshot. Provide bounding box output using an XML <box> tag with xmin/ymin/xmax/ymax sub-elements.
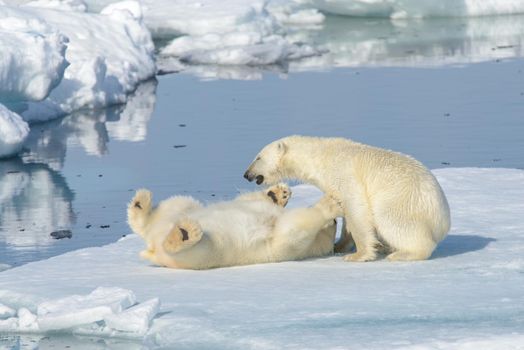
<box><xmin>0</xmin><ymin>0</ymin><xmax>155</xmax><ymax>157</ymax></box>
<box><xmin>9</xmin><ymin>2</ymin><xmax>156</xmax><ymax>122</ymax></box>
<box><xmin>0</xmin><ymin>287</ymin><xmax>159</xmax><ymax>336</ymax></box>
<box><xmin>0</xmin><ymin>8</ymin><xmax>68</xmax><ymax>103</ymax></box>
<box><xmin>0</xmin><ymin>168</ymin><xmax>523</xmax><ymax>348</ymax></box>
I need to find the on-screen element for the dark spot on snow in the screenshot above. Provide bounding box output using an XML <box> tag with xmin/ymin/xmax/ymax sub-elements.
<box><xmin>6</xmin><ymin>170</ymin><xmax>21</xmax><ymax>174</ymax></box>
<box><xmin>135</xmin><ymin>201</ymin><xmax>142</xmax><ymax>209</ymax></box>
<box><xmin>173</xmin><ymin>145</ymin><xmax>187</xmax><ymax>148</ymax></box>
<box><xmin>211</xmin><ymin>194</ymin><xmax>216</xmax><ymax>197</ymax></box>
<box><xmin>86</xmin><ymin>224</ymin><xmax>92</xmax><ymax>229</ymax></box>
<box><xmin>180</xmin><ymin>228</ymin><xmax>189</xmax><ymax>241</ymax></box>
<box><xmin>122</xmin><ymin>234</ymin><xmax>127</xmax><ymax>238</ymax></box>
<box><xmin>50</xmin><ymin>230</ymin><xmax>72</xmax><ymax>240</ymax></box>
<box><xmin>497</xmin><ymin>45</ymin><xmax>515</xmax><ymax>49</ymax></box>
<box><xmin>178</xmin><ymin>124</ymin><xmax>186</xmax><ymax>127</ymax></box>
<box><xmin>441</xmin><ymin>162</ymin><xmax>450</xmax><ymax>165</ymax></box>
<box><xmin>444</xmin><ymin>113</ymin><xmax>451</xmax><ymax>117</ymax></box>
<box><xmin>267</xmin><ymin>190</ymin><xmax>278</xmax><ymax>204</ymax></box>
<box><xmin>19</xmin><ymin>228</ymin><xmax>25</xmax><ymax>232</ymax></box>
<box><xmin>493</xmin><ymin>158</ymin><xmax>502</xmax><ymax>162</ymax></box>
<box><xmin>98</xmin><ymin>174</ymin><xmax>103</xmax><ymax>177</ymax></box>
<box><xmin>100</xmin><ymin>225</ymin><xmax>110</xmax><ymax>229</ymax></box>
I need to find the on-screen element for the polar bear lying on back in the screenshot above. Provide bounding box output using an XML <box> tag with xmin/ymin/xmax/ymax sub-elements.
<box><xmin>244</xmin><ymin>135</ymin><xmax>451</xmax><ymax>262</ymax></box>
<box><xmin>127</xmin><ymin>184</ymin><xmax>339</xmax><ymax>269</ymax></box>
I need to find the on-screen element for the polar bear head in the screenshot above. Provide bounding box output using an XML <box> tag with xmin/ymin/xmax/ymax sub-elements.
<box><xmin>244</xmin><ymin>139</ymin><xmax>287</xmax><ymax>185</ymax></box>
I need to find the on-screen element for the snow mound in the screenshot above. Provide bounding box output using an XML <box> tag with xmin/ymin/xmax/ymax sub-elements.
<box><xmin>0</xmin><ymin>104</ymin><xmax>29</xmax><ymax>158</ymax></box>
<box><xmin>0</xmin><ymin>303</ymin><xmax>16</xmax><ymax>319</ymax></box>
<box><xmin>298</xmin><ymin>0</ymin><xmax>524</xmax><ymax>18</ymax></box>
<box><xmin>0</xmin><ymin>287</ymin><xmax>159</xmax><ymax>336</ymax></box>
<box><xmin>268</xmin><ymin>0</ymin><xmax>325</xmax><ymax>26</ymax></box>
<box><xmin>0</xmin><ymin>168</ymin><xmax>523</xmax><ymax>348</ymax></box>
<box><xmin>0</xmin><ymin>8</ymin><xmax>68</xmax><ymax>102</ymax></box>
<box><xmin>77</xmin><ymin>0</ymin><xmax>322</xmax><ymax>70</ymax></box>
<box><xmin>2</xmin><ymin>2</ymin><xmax>156</xmax><ymax>123</ymax></box>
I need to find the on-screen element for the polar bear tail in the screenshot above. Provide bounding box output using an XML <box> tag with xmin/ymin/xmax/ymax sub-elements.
<box><xmin>127</xmin><ymin>189</ymin><xmax>153</xmax><ymax>237</ymax></box>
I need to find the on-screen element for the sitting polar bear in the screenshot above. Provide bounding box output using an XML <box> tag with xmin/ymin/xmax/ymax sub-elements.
<box><xmin>244</xmin><ymin>135</ymin><xmax>451</xmax><ymax>262</ymax></box>
<box><xmin>127</xmin><ymin>184</ymin><xmax>339</xmax><ymax>269</ymax></box>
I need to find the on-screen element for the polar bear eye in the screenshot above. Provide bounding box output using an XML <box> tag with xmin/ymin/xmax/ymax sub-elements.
<box><xmin>256</xmin><ymin>156</ymin><xmax>261</xmax><ymax>161</ymax></box>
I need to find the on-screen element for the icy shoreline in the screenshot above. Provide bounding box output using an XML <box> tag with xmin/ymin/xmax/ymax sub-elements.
<box><xmin>0</xmin><ymin>168</ymin><xmax>523</xmax><ymax>349</ymax></box>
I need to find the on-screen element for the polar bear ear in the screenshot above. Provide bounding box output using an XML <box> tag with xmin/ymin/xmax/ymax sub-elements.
<box><xmin>277</xmin><ymin>141</ymin><xmax>287</xmax><ymax>154</ymax></box>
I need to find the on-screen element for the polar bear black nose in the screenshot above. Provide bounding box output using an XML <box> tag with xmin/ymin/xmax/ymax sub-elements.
<box><xmin>244</xmin><ymin>171</ymin><xmax>253</xmax><ymax>181</ymax></box>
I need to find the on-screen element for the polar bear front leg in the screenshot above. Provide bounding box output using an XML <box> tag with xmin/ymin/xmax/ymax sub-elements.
<box><xmin>341</xmin><ymin>193</ymin><xmax>379</xmax><ymax>262</ymax></box>
<box><xmin>266</xmin><ymin>183</ymin><xmax>291</xmax><ymax>207</ymax></box>
<box><xmin>163</xmin><ymin>218</ymin><xmax>203</xmax><ymax>254</ymax></box>
<box><xmin>270</xmin><ymin>195</ymin><xmax>339</xmax><ymax>253</ymax></box>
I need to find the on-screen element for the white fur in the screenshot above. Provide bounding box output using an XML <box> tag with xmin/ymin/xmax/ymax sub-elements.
<box><xmin>244</xmin><ymin>136</ymin><xmax>451</xmax><ymax>261</ymax></box>
<box><xmin>127</xmin><ymin>184</ymin><xmax>338</xmax><ymax>269</ymax></box>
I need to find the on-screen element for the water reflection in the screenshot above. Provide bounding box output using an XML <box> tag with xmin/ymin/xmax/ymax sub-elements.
<box><xmin>290</xmin><ymin>15</ymin><xmax>524</xmax><ymax>70</ymax></box>
<box><xmin>0</xmin><ymin>159</ymin><xmax>75</xmax><ymax>250</ymax></box>
<box><xmin>160</xmin><ymin>14</ymin><xmax>524</xmax><ymax>80</ymax></box>
<box><xmin>0</xmin><ymin>80</ymin><xmax>157</xmax><ymax>266</ymax></box>
<box><xmin>21</xmin><ymin>81</ymin><xmax>158</xmax><ymax>169</ymax></box>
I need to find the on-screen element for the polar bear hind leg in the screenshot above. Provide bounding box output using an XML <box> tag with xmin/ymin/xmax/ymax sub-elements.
<box><xmin>385</xmin><ymin>231</ymin><xmax>436</xmax><ymax>261</ymax></box>
<box><xmin>163</xmin><ymin>218</ymin><xmax>203</xmax><ymax>254</ymax></box>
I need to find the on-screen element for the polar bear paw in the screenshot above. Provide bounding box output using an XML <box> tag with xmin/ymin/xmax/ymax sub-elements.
<box><xmin>343</xmin><ymin>250</ymin><xmax>377</xmax><ymax>262</ymax></box>
<box><xmin>266</xmin><ymin>183</ymin><xmax>291</xmax><ymax>207</ymax></box>
<box><xmin>316</xmin><ymin>195</ymin><xmax>343</xmax><ymax>219</ymax></box>
<box><xmin>163</xmin><ymin>218</ymin><xmax>203</xmax><ymax>254</ymax></box>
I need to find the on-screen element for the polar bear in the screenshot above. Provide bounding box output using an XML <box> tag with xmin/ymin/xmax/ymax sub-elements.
<box><xmin>127</xmin><ymin>183</ymin><xmax>339</xmax><ymax>270</ymax></box>
<box><xmin>244</xmin><ymin>135</ymin><xmax>450</xmax><ymax>262</ymax></box>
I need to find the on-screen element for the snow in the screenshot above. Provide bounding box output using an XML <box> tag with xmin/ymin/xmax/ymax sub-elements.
<box><xmin>9</xmin><ymin>2</ymin><xmax>156</xmax><ymax>122</ymax></box>
<box><xmin>0</xmin><ymin>303</ymin><xmax>16</xmax><ymax>319</ymax></box>
<box><xmin>154</xmin><ymin>1</ymin><xmax>321</xmax><ymax>70</ymax></box>
<box><xmin>0</xmin><ymin>0</ymin><xmax>155</xmax><ymax>157</ymax></box>
<box><xmin>297</xmin><ymin>0</ymin><xmax>524</xmax><ymax>18</ymax></box>
<box><xmin>0</xmin><ymin>8</ymin><xmax>68</xmax><ymax>102</ymax></box>
<box><xmin>0</xmin><ymin>104</ymin><xmax>29</xmax><ymax>159</ymax></box>
<box><xmin>0</xmin><ymin>168</ymin><xmax>523</xmax><ymax>349</ymax></box>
